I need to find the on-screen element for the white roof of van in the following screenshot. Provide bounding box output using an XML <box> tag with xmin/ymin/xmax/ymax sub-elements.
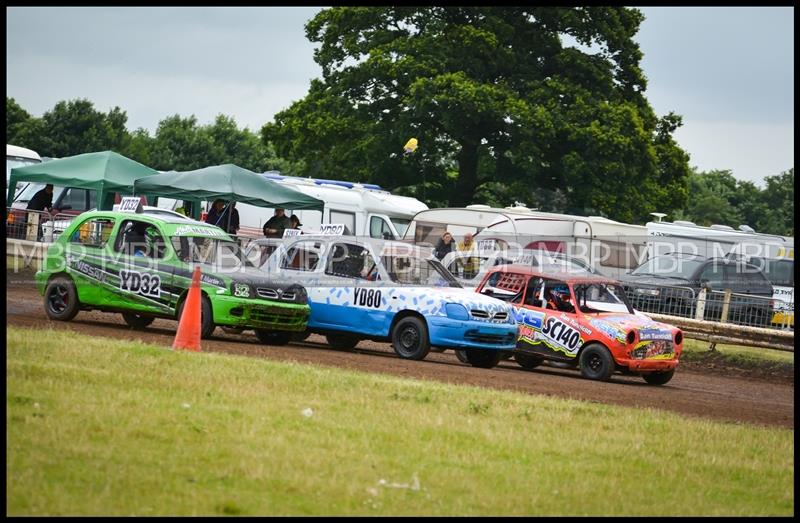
<box><xmin>6</xmin><ymin>144</ymin><xmax>41</xmax><ymax>160</ymax></box>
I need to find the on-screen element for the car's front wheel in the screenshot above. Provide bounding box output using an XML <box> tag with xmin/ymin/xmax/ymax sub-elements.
<box><xmin>44</xmin><ymin>275</ymin><xmax>80</xmax><ymax>321</ymax></box>
<box><xmin>325</xmin><ymin>333</ymin><xmax>360</xmax><ymax>350</ymax></box>
<box><xmin>455</xmin><ymin>349</ymin><xmax>469</xmax><ymax>363</ymax></box>
<box><xmin>515</xmin><ymin>352</ymin><xmax>544</xmax><ymax>370</ymax></box>
<box><xmin>391</xmin><ymin>316</ymin><xmax>430</xmax><ymax>360</ymax></box>
<box><xmin>642</xmin><ymin>369</ymin><xmax>675</xmax><ymax>385</ymax></box>
<box><xmin>255</xmin><ymin>330</ymin><xmax>292</xmax><ymax>346</ymax></box>
<box><xmin>579</xmin><ymin>343</ymin><xmax>615</xmax><ymax>381</ymax></box>
<box><xmin>463</xmin><ymin>349</ymin><xmax>503</xmax><ymax>369</ymax></box>
<box><xmin>122</xmin><ymin>313</ymin><xmax>155</xmax><ymax>330</ymax></box>
<box><xmin>177</xmin><ymin>295</ymin><xmax>215</xmax><ymax>339</ymax></box>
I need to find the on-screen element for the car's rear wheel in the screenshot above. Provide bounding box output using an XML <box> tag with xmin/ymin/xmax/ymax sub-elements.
<box><xmin>579</xmin><ymin>343</ymin><xmax>615</xmax><ymax>381</ymax></box>
<box><xmin>291</xmin><ymin>330</ymin><xmax>312</xmax><ymax>342</ymax></box>
<box><xmin>255</xmin><ymin>330</ymin><xmax>292</xmax><ymax>346</ymax></box>
<box><xmin>44</xmin><ymin>275</ymin><xmax>80</xmax><ymax>321</ymax></box>
<box><xmin>642</xmin><ymin>369</ymin><xmax>675</xmax><ymax>385</ymax></box>
<box><xmin>515</xmin><ymin>352</ymin><xmax>545</xmax><ymax>370</ymax></box>
<box><xmin>455</xmin><ymin>349</ymin><xmax>469</xmax><ymax>363</ymax></box>
<box><xmin>463</xmin><ymin>349</ymin><xmax>503</xmax><ymax>369</ymax></box>
<box><xmin>325</xmin><ymin>333</ymin><xmax>360</xmax><ymax>350</ymax></box>
<box><xmin>122</xmin><ymin>313</ymin><xmax>155</xmax><ymax>330</ymax></box>
<box><xmin>391</xmin><ymin>316</ymin><xmax>430</xmax><ymax>360</ymax></box>
<box><xmin>177</xmin><ymin>295</ymin><xmax>215</xmax><ymax>339</ymax></box>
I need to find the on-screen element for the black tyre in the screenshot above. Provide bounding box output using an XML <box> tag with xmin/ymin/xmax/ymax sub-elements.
<box><xmin>291</xmin><ymin>330</ymin><xmax>312</xmax><ymax>342</ymax></box>
<box><xmin>177</xmin><ymin>295</ymin><xmax>215</xmax><ymax>339</ymax></box>
<box><xmin>579</xmin><ymin>343</ymin><xmax>615</xmax><ymax>381</ymax></box>
<box><xmin>255</xmin><ymin>330</ymin><xmax>292</xmax><ymax>345</ymax></box>
<box><xmin>325</xmin><ymin>333</ymin><xmax>360</xmax><ymax>350</ymax></box>
<box><xmin>515</xmin><ymin>352</ymin><xmax>545</xmax><ymax>370</ymax></box>
<box><xmin>463</xmin><ymin>349</ymin><xmax>503</xmax><ymax>369</ymax></box>
<box><xmin>44</xmin><ymin>275</ymin><xmax>80</xmax><ymax>321</ymax></box>
<box><xmin>455</xmin><ymin>349</ymin><xmax>469</xmax><ymax>363</ymax></box>
<box><xmin>122</xmin><ymin>313</ymin><xmax>155</xmax><ymax>330</ymax></box>
<box><xmin>642</xmin><ymin>369</ymin><xmax>675</xmax><ymax>385</ymax></box>
<box><xmin>391</xmin><ymin>316</ymin><xmax>430</xmax><ymax>360</ymax></box>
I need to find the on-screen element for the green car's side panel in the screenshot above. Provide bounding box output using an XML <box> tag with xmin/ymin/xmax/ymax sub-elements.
<box><xmin>36</xmin><ymin>210</ymin><xmax>309</xmax><ymax>332</ymax></box>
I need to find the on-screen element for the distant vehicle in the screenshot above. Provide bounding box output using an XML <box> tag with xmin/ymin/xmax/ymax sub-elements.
<box><xmin>253</xmin><ymin>235</ymin><xmax>519</xmax><ymax>364</ymax></box>
<box><xmin>475</xmin><ymin>265</ymin><xmax>684</xmax><ymax>384</ymax></box>
<box><xmin>440</xmin><ymin>247</ymin><xmax>599</xmax><ymax>290</ymax></box>
<box><xmin>404</xmin><ymin>205</ymin><xmax>648</xmax><ymax>279</ymax></box>
<box><xmin>619</xmin><ymin>253</ymin><xmax>775</xmax><ymax>327</ymax></box>
<box><xmin>158</xmin><ymin>173</ymin><xmax>428</xmax><ymax>241</ymax></box>
<box><xmin>6</xmin><ymin>144</ymin><xmax>42</xmax><ymax>199</ymax></box>
<box><xmin>727</xmin><ymin>241</ymin><xmax>794</xmax><ymax>328</ymax></box>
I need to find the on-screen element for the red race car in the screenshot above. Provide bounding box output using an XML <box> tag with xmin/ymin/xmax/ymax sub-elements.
<box><xmin>476</xmin><ymin>265</ymin><xmax>683</xmax><ymax>385</ymax></box>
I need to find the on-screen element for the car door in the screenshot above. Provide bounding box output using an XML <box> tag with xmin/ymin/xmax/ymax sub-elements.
<box><xmin>64</xmin><ymin>215</ymin><xmax>118</xmax><ymax>306</ymax></box>
<box><xmin>111</xmin><ymin>218</ymin><xmax>175</xmax><ymax>316</ymax></box>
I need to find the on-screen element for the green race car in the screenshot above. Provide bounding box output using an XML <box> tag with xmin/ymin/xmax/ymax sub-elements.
<box><xmin>35</xmin><ymin>209</ymin><xmax>310</xmax><ymax>344</ymax></box>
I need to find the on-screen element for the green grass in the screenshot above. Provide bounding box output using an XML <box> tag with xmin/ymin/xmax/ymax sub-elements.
<box><xmin>682</xmin><ymin>338</ymin><xmax>794</xmax><ymax>366</ymax></box>
<box><xmin>6</xmin><ymin>326</ymin><xmax>795</xmax><ymax>516</ymax></box>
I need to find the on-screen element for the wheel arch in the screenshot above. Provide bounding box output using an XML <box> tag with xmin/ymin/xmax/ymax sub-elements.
<box><xmin>388</xmin><ymin>309</ymin><xmax>428</xmax><ymax>336</ymax></box>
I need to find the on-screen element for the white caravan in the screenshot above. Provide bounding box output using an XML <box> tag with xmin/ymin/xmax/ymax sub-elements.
<box><xmin>159</xmin><ymin>174</ymin><xmax>428</xmax><ymax>241</ymax></box>
<box><xmin>403</xmin><ymin>205</ymin><xmax>648</xmax><ymax>279</ymax></box>
<box><xmin>645</xmin><ymin>220</ymin><xmax>790</xmax><ymax>260</ymax></box>
<box><xmin>6</xmin><ymin>144</ymin><xmax>42</xmax><ymax>200</ymax></box>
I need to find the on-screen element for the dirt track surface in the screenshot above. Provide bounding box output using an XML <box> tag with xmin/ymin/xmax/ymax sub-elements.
<box><xmin>7</xmin><ymin>274</ymin><xmax>794</xmax><ymax>429</ymax></box>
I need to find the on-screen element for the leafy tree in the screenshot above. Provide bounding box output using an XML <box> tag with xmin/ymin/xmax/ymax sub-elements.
<box><xmin>148</xmin><ymin>115</ymin><xmax>216</xmax><ymax>171</ymax></box>
<box><xmin>16</xmin><ymin>99</ymin><xmax>131</xmax><ymax>157</ymax></box>
<box><xmin>757</xmin><ymin>169</ymin><xmax>794</xmax><ymax>236</ymax></box>
<box><xmin>263</xmin><ymin>6</ymin><xmax>691</xmax><ymax>222</ymax></box>
<box><xmin>6</xmin><ymin>97</ymin><xmax>32</xmax><ymax>144</ymax></box>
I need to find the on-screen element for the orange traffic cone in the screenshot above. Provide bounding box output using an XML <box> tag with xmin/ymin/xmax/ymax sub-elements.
<box><xmin>173</xmin><ymin>266</ymin><xmax>202</xmax><ymax>352</ymax></box>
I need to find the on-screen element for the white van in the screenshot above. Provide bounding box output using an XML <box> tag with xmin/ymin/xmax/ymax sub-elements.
<box><xmin>161</xmin><ymin>174</ymin><xmax>428</xmax><ymax>241</ymax></box>
<box><xmin>645</xmin><ymin>220</ymin><xmax>790</xmax><ymax>260</ymax></box>
<box><xmin>404</xmin><ymin>205</ymin><xmax>648</xmax><ymax>279</ymax></box>
<box><xmin>6</xmin><ymin>144</ymin><xmax>42</xmax><ymax>200</ymax></box>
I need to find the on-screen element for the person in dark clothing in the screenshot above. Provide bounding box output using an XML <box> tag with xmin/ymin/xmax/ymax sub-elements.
<box><xmin>223</xmin><ymin>202</ymin><xmax>240</xmax><ymax>236</ymax></box>
<box><xmin>23</xmin><ymin>184</ymin><xmax>57</xmax><ymax>241</ymax></box>
<box><xmin>434</xmin><ymin>231</ymin><xmax>455</xmax><ymax>260</ymax></box>
<box><xmin>263</xmin><ymin>208</ymin><xmax>292</xmax><ymax>238</ymax></box>
<box><xmin>205</xmin><ymin>199</ymin><xmax>226</xmax><ymax>227</ymax></box>
<box><xmin>26</xmin><ymin>184</ymin><xmax>56</xmax><ymax>212</ymax></box>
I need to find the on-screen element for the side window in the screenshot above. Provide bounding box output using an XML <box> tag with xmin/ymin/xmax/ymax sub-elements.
<box><xmin>330</xmin><ymin>210</ymin><xmax>356</xmax><ymax>236</ymax></box>
<box><xmin>115</xmin><ymin>219</ymin><xmax>167</xmax><ymax>259</ymax></box>
<box><xmin>59</xmin><ymin>188</ymin><xmax>90</xmax><ymax>211</ymax></box>
<box><xmin>542</xmin><ymin>279</ymin><xmax>575</xmax><ymax>313</ymax></box>
<box><xmin>370</xmin><ymin>216</ymin><xmax>394</xmax><ymax>240</ymax></box>
<box><xmin>699</xmin><ymin>263</ymin><xmax>726</xmax><ymax>285</ymax></box>
<box><xmin>766</xmin><ymin>259</ymin><xmax>794</xmax><ymax>287</ymax></box>
<box><xmin>281</xmin><ymin>241</ymin><xmax>321</xmax><ymax>272</ymax></box>
<box><xmin>325</xmin><ymin>243</ymin><xmax>370</xmax><ymax>279</ymax></box>
<box><xmin>69</xmin><ymin>217</ymin><xmax>116</xmax><ymax>248</ymax></box>
<box><xmin>599</xmin><ymin>240</ymin><xmax>644</xmax><ymax>270</ymax></box>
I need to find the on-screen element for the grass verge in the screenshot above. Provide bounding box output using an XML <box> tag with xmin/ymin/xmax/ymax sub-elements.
<box><xmin>6</xmin><ymin>326</ymin><xmax>795</xmax><ymax>516</ymax></box>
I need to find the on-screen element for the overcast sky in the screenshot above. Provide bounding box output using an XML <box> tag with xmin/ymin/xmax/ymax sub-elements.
<box><xmin>6</xmin><ymin>6</ymin><xmax>794</xmax><ymax>185</ymax></box>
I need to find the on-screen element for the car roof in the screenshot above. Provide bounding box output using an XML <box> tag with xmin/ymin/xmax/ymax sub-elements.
<box><xmin>81</xmin><ymin>209</ymin><xmax>199</xmax><ymax>225</ymax></box>
<box><xmin>485</xmin><ymin>264</ymin><xmax>614</xmax><ymax>284</ymax></box>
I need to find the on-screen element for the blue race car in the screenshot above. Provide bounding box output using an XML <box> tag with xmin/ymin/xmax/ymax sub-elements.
<box><xmin>250</xmin><ymin>236</ymin><xmax>519</xmax><ymax>367</ymax></box>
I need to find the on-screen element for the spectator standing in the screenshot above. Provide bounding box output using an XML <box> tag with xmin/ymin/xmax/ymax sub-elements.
<box><xmin>434</xmin><ymin>231</ymin><xmax>455</xmax><ymax>260</ymax></box>
<box><xmin>456</xmin><ymin>232</ymin><xmax>480</xmax><ymax>278</ymax></box>
<box><xmin>263</xmin><ymin>208</ymin><xmax>292</xmax><ymax>238</ymax></box>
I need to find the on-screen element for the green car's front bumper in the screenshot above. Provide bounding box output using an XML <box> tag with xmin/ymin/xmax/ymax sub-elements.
<box><xmin>211</xmin><ymin>295</ymin><xmax>310</xmax><ymax>332</ymax></box>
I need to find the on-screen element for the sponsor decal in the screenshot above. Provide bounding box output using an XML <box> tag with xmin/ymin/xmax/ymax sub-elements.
<box><xmin>631</xmin><ymin>340</ymin><xmax>674</xmax><ymax>360</ymax></box>
<box><xmin>200</xmin><ymin>274</ymin><xmax>225</xmax><ymax>287</ymax></box>
<box><xmin>67</xmin><ymin>255</ymin><xmax>106</xmax><ymax>283</ymax></box>
<box><xmin>353</xmin><ymin>288</ymin><xmax>382</xmax><ymax>308</ymax></box>
<box><xmin>560</xmin><ymin>312</ymin><xmax>592</xmax><ymax>336</ymax></box>
<box><xmin>517</xmin><ymin>310</ymin><xmax>583</xmax><ymax>357</ymax></box>
<box><xmin>120</xmin><ymin>269</ymin><xmax>161</xmax><ymax>298</ymax></box>
<box><xmin>588</xmin><ymin>318</ymin><xmax>626</xmax><ymax>343</ymax></box>
<box><xmin>638</xmin><ymin>329</ymin><xmax>673</xmax><ymax>342</ymax></box>
<box><xmin>512</xmin><ymin>307</ymin><xmax>544</xmax><ymax>329</ymax></box>
<box><xmin>174</xmin><ymin>225</ymin><xmax>225</xmax><ymax>237</ymax></box>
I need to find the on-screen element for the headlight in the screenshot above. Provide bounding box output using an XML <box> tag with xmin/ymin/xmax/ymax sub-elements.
<box><xmin>635</xmin><ymin>288</ymin><xmax>660</xmax><ymax>296</ymax></box>
<box><xmin>445</xmin><ymin>303</ymin><xmax>470</xmax><ymax>321</ymax></box>
<box><xmin>231</xmin><ymin>281</ymin><xmax>253</xmax><ymax>298</ymax></box>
